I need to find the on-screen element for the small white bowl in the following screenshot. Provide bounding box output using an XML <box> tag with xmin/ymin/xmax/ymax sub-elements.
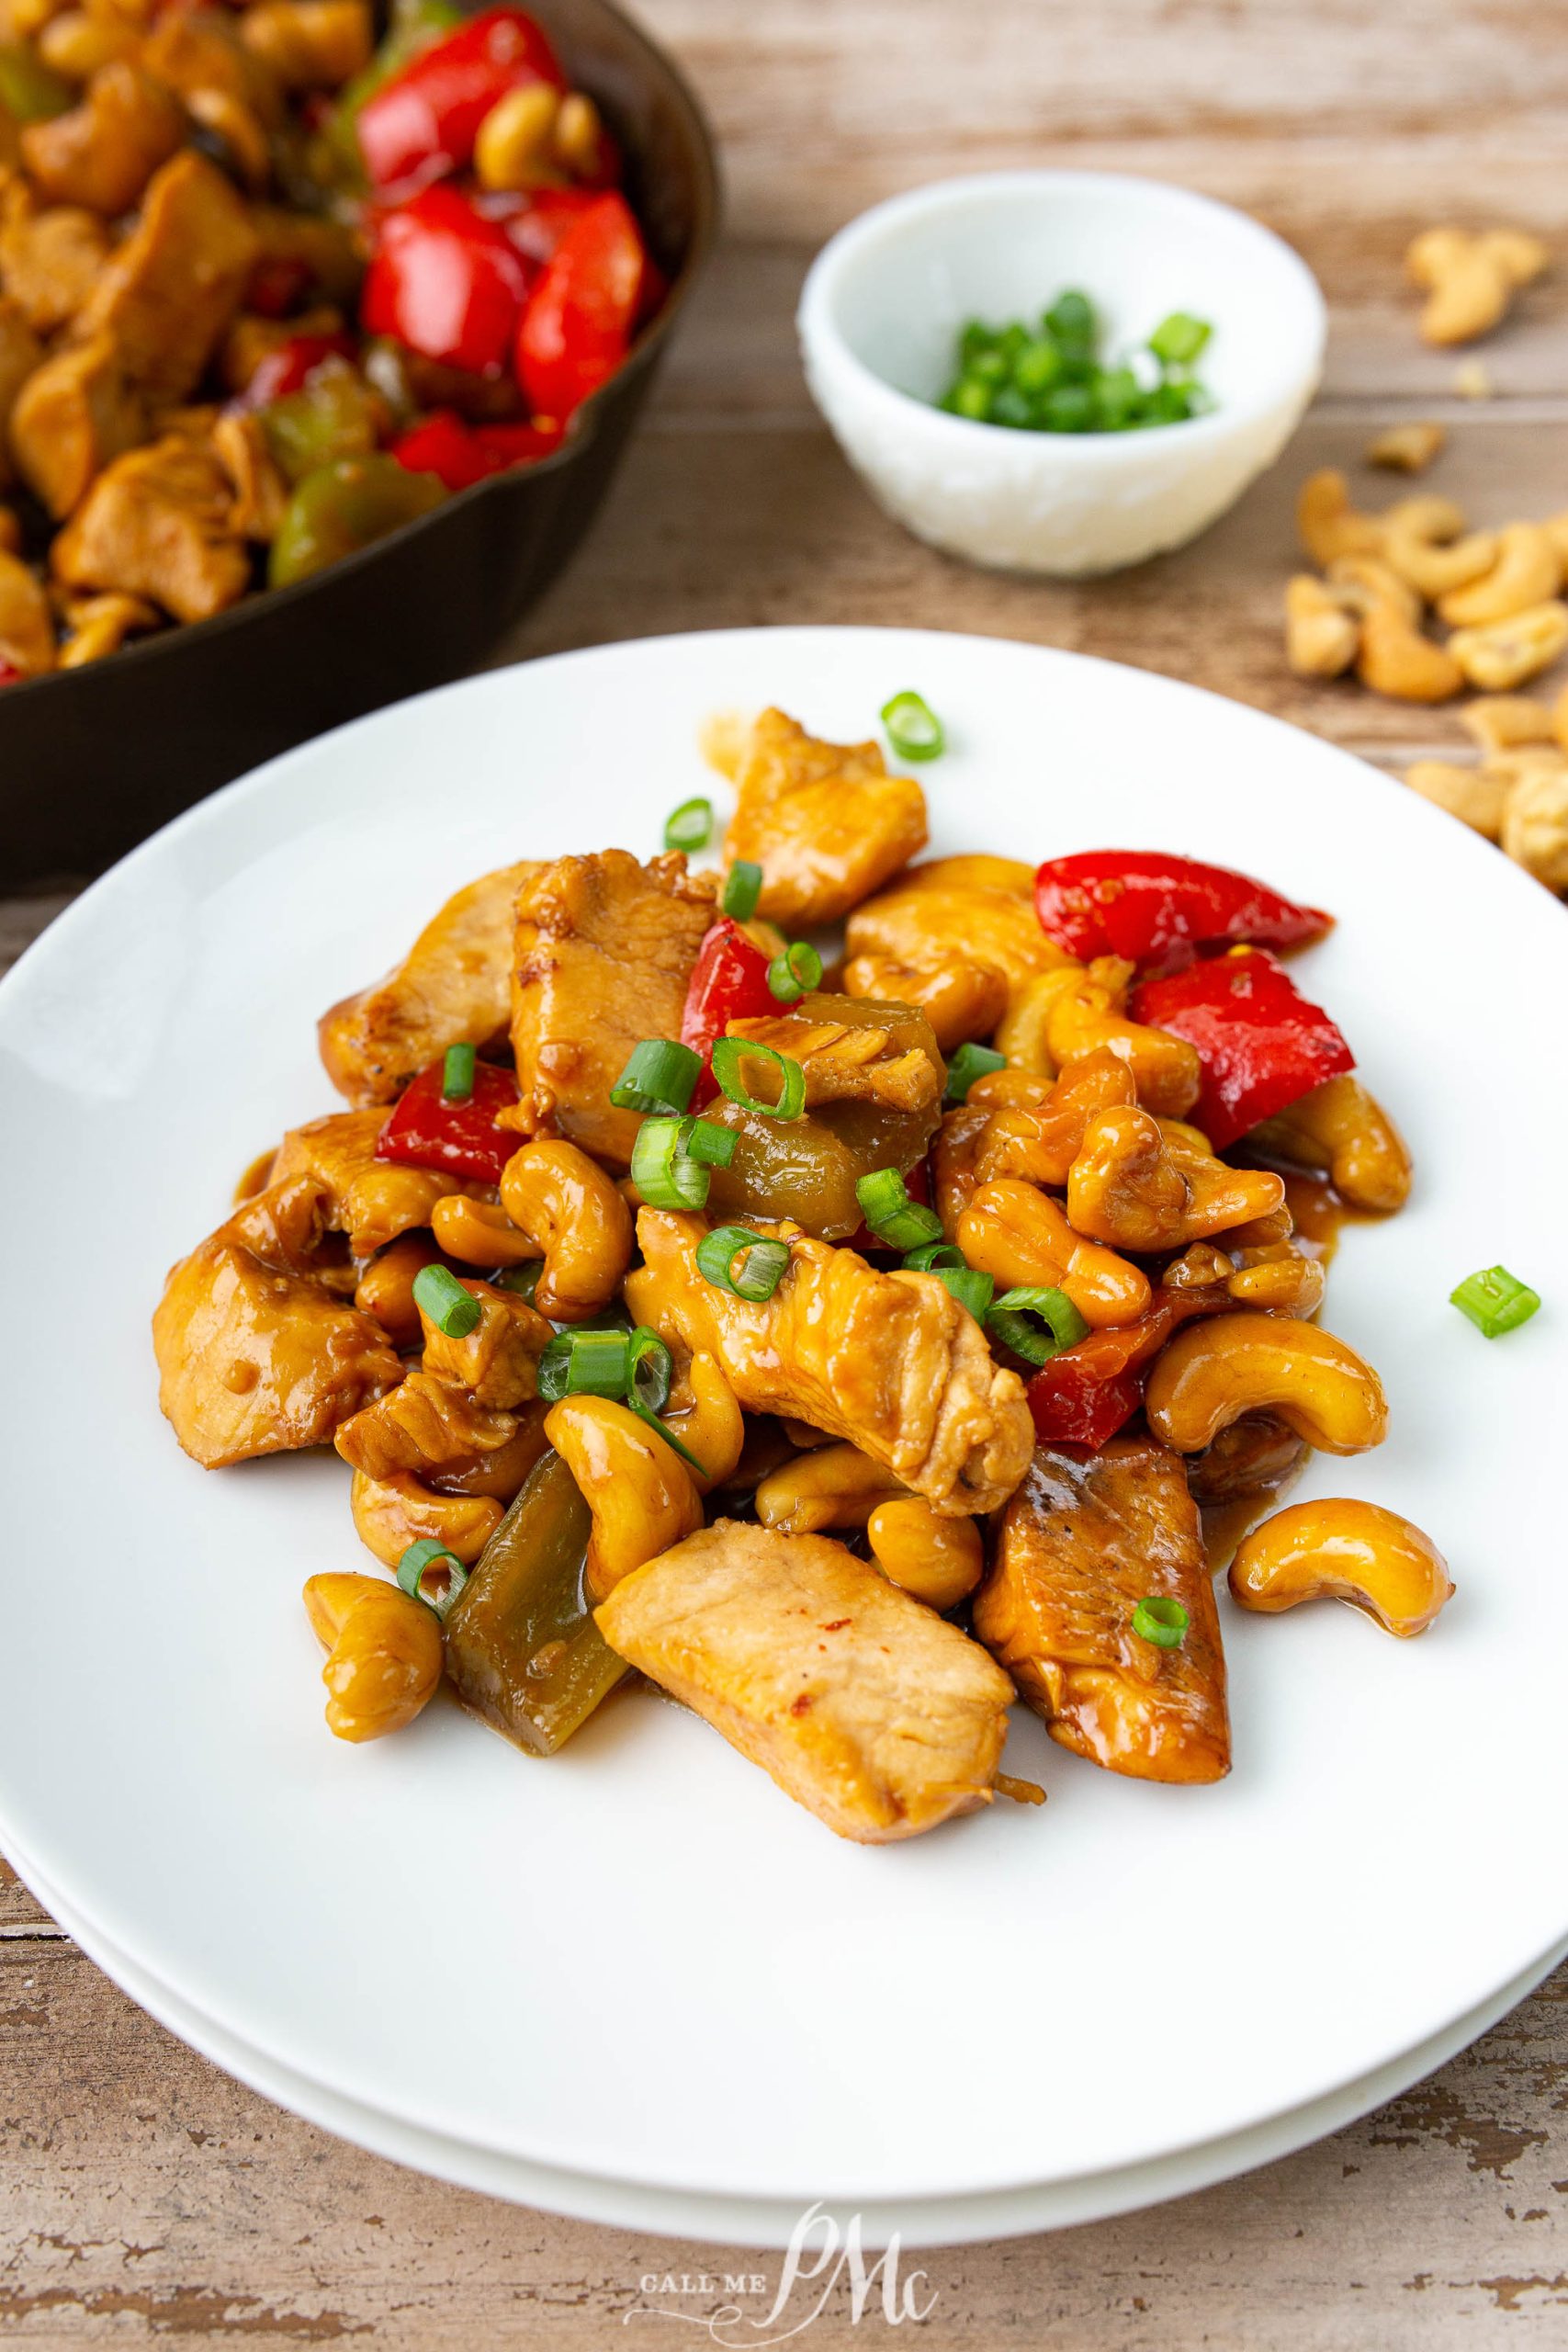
<box><xmin>797</xmin><ymin>171</ymin><xmax>1326</xmax><ymax>577</ymax></box>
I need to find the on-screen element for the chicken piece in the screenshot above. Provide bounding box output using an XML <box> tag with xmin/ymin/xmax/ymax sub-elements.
<box><xmin>845</xmin><ymin>854</ymin><xmax>1072</xmax><ymax>1005</ymax></box>
<box><xmin>20</xmin><ymin>61</ymin><xmax>184</xmax><ymax>214</ymax></box>
<box><xmin>141</xmin><ymin>6</ymin><xmax>284</xmax><ymax>123</ymax></box>
<box><xmin>417</xmin><ymin>1277</ymin><xmax>551</xmax><ymax>1408</ymax></box>
<box><xmin>972</xmin><ymin>1051</ymin><xmax>1137</xmax><ymax>1191</ymax></box>
<box><xmin>0</xmin><ymin>179</ymin><xmax>109</xmax><ymax>334</ymax></box>
<box><xmin>595</xmin><ymin>1521</ymin><xmax>1013</xmax><ymax>1843</ymax></box>
<box><xmin>210</xmin><ymin>407</ymin><xmax>288</xmax><ymax>540</ymax></box>
<box><xmin>75</xmin><ymin>151</ymin><xmax>260</xmax><ymax>402</ymax></box>
<box><xmin>334</xmin><ymin>1366</ymin><xmax>517</xmax><ymax>1482</ymax></box>
<box><xmin>724</xmin><ymin>998</ymin><xmax>943</xmax><ymax>1117</ymax></box>
<box><xmin>974</xmin><ymin>1437</ymin><xmax>1231</xmax><ymax>1784</ymax></box>
<box><xmin>0</xmin><ymin>296</ymin><xmax>42</xmax><ymax>492</ymax></box>
<box><xmin>239</xmin><ymin>0</ymin><xmax>372</xmax><ymax>88</ymax></box>
<box><xmin>319</xmin><ymin>860</ymin><xmax>538</xmax><ymax>1106</ymax></box>
<box><xmin>9</xmin><ymin>334</ymin><xmax>148</xmax><ymax>519</ymax></box>
<box><xmin>51</xmin><ymin>432</ymin><xmax>250</xmax><ymax>624</ymax></box>
<box><xmin>270</xmin><ymin>1107</ymin><xmax>478</xmax><ymax>1257</ymax></box>
<box><xmin>58</xmin><ymin>589</ymin><xmax>157</xmax><ymax>667</ymax></box>
<box><xmin>720</xmin><ymin>707</ymin><xmax>928</xmax><ymax>928</ymax></box>
<box><xmin>626</xmin><ymin>1209</ymin><xmax>1032</xmax><ymax>1515</ymax></box>
<box><xmin>0</xmin><ymin>548</ymin><xmax>54</xmax><ymax>675</ymax></box>
<box><xmin>512</xmin><ymin>850</ymin><xmax>716</xmax><ymax>1165</ymax></box>
<box><xmin>152</xmin><ymin>1175</ymin><xmax>402</xmax><ymax>1468</ymax></box>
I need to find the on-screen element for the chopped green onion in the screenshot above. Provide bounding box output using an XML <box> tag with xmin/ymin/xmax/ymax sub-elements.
<box><xmin>609</xmin><ymin>1037</ymin><xmax>701</xmax><ymax>1115</ymax></box>
<box><xmin>631</xmin><ymin>1114</ymin><xmax>712</xmax><ymax>1210</ymax></box>
<box><xmin>903</xmin><ymin>1239</ymin><xmax>966</xmax><ymax>1272</ymax></box>
<box><xmin>710</xmin><ymin>1035</ymin><xmax>806</xmax><ymax>1120</ymax></box>
<box><xmin>767</xmin><ymin>941</ymin><xmax>823</xmax><ymax>1004</ymax></box>
<box><xmin>985</xmin><ymin>1285</ymin><xmax>1089</xmax><ymax>1366</ymax></box>
<box><xmin>537</xmin><ymin>1325</ymin><xmax>632</xmax><ymax>1403</ymax></box>
<box><xmin>398</xmin><ymin>1538</ymin><xmax>468</xmax><ymax>1619</ymax></box>
<box><xmin>682</xmin><ymin>1116</ymin><xmax>737</xmax><ymax>1168</ymax></box>
<box><xmin>855</xmin><ymin>1167</ymin><xmax>943</xmax><ymax>1251</ymax></box>
<box><xmin>630</xmin><ymin>1396</ymin><xmax>708</xmax><ymax>1476</ymax></box>
<box><xmin>931</xmin><ymin>1264</ymin><xmax>995</xmax><ymax>1321</ymax></box>
<box><xmin>493</xmin><ymin>1260</ymin><xmax>544</xmax><ymax>1304</ymax></box>
<box><xmin>1044</xmin><ymin>288</ymin><xmax>1094</xmax><ymax>344</ymax></box>
<box><xmin>663</xmin><ymin>796</ymin><xmax>712</xmax><ymax>854</ymax></box>
<box><xmin>1133</xmin><ymin>1596</ymin><xmax>1190</xmax><ymax>1650</ymax></box>
<box><xmin>880</xmin><ymin>690</ymin><xmax>945</xmax><ymax>763</ymax></box>
<box><xmin>943</xmin><ymin>1041</ymin><xmax>1007</xmax><ymax>1104</ymax></box>
<box><xmin>627</xmin><ymin>1326</ymin><xmax>673</xmax><ymax>1415</ymax></box>
<box><xmin>1450</xmin><ymin>1264</ymin><xmax>1540</xmax><ymax>1339</ymax></box>
<box><xmin>441</xmin><ymin>1041</ymin><xmax>476</xmax><ymax>1101</ymax></box>
<box><xmin>412</xmin><ymin>1261</ymin><xmax>481</xmax><ymax>1339</ymax></box>
<box><xmin>721</xmin><ymin>861</ymin><xmax>762</xmax><ymax>920</ymax></box>
<box><xmin>695</xmin><ymin>1224</ymin><xmax>792</xmax><ymax>1302</ymax></box>
<box><xmin>1148</xmin><ymin>311</ymin><xmax>1212</xmax><ymax>367</ymax></box>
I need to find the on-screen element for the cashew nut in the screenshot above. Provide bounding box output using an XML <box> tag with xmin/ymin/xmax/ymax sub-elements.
<box><xmin>431</xmin><ymin>1193</ymin><xmax>538</xmax><ymax>1268</ymax></box>
<box><xmin>1365</xmin><ymin>422</ymin><xmax>1445</xmax><ymax>474</ymax></box>
<box><xmin>355</xmin><ymin>1232</ymin><xmax>457</xmax><ymax>1348</ymax></box>
<box><xmin>932</xmin><ymin>1099</ymin><xmax>989</xmax><ymax>1235</ymax></box>
<box><xmin>1226</xmin><ymin>1243</ymin><xmax>1327</xmax><ymax>1317</ymax></box>
<box><xmin>303</xmin><ymin>1572</ymin><xmax>444</xmax><ymax>1743</ymax></box>
<box><xmin>1248</xmin><ymin>1073</ymin><xmax>1413</xmax><ymax>1214</ymax></box>
<box><xmin>754</xmin><ymin>1440</ymin><xmax>906</xmax><ymax>1533</ymax></box>
<box><xmin>1437</xmin><ymin>523</ymin><xmax>1562</xmax><ymax>627</ymax></box>
<box><xmin>958</xmin><ymin>1177</ymin><xmax>1151</xmax><ymax>1329</ymax></box>
<box><xmin>1382</xmin><ymin>499</ymin><xmax>1495</xmax><ymax>599</ymax></box>
<box><xmin>499</xmin><ymin>1138</ymin><xmax>634</xmax><ymax>1320</ymax></box>
<box><xmin>1066</xmin><ymin>1108</ymin><xmax>1286</xmax><ymax>1252</ymax></box>
<box><xmin>1285</xmin><ymin>576</ymin><xmax>1360</xmax><ymax>679</ymax></box>
<box><xmin>1404</xmin><ymin>761</ymin><xmax>1507</xmax><ymax>842</ymax></box>
<box><xmin>544</xmin><ymin>1396</ymin><xmax>702</xmax><ymax>1603</ymax></box>
<box><xmin>1500</xmin><ymin>758</ymin><xmax>1568</xmax><ymax>889</ymax></box>
<box><xmin>1406</xmin><ymin>225</ymin><xmax>1549</xmax><ymax>345</ymax></box>
<box><xmin>1229</xmin><ymin>1498</ymin><xmax>1453</xmax><ymax>1637</ymax></box>
<box><xmin>1040</xmin><ymin>959</ymin><xmax>1201</xmax><ymax>1117</ymax></box>
<box><xmin>866</xmin><ymin>1498</ymin><xmax>984</xmax><ymax>1612</ymax></box>
<box><xmin>840</xmin><ymin>951</ymin><xmax>1008</xmax><ymax>1051</ymax></box>
<box><xmin>1355</xmin><ymin>601</ymin><xmax>1463</xmax><ymax>703</ymax></box>
<box><xmin>1297</xmin><ymin>469</ymin><xmax>1382</xmax><ymax>567</ymax></box>
<box><xmin>555</xmin><ymin>91</ymin><xmax>611</xmax><ymax>179</ymax></box>
<box><xmin>1449</xmin><ymin>602</ymin><xmax>1568</xmax><ymax>691</ymax></box>
<box><xmin>350</xmin><ymin>1468</ymin><xmax>503</xmax><ymax>1570</ymax></box>
<box><xmin>1325</xmin><ymin>553</ymin><xmax>1422</xmax><ymax>627</ymax></box>
<box><xmin>975</xmin><ymin>1047</ymin><xmax>1136</xmax><ymax>1189</ymax></box>
<box><xmin>661</xmin><ymin>1350</ymin><xmax>746</xmax><ymax>1494</ymax></box>
<box><xmin>1145</xmin><ymin>1313</ymin><xmax>1389</xmax><ymax>1455</ymax></box>
<box><xmin>1458</xmin><ymin>695</ymin><xmax>1555</xmax><ymax>756</ymax></box>
<box><xmin>474</xmin><ymin>81</ymin><xmax>561</xmax><ymax>192</ymax></box>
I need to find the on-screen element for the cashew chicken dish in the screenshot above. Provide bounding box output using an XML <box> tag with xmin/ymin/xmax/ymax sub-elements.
<box><xmin>152</xmin><ymin>704</ymin><xmax>1455</xmax><ymax>1844</ymax></box>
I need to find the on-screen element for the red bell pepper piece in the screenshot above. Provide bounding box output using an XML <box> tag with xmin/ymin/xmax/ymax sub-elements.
<box><xmin>390</xmin><ymin>407</ymin><xmax>563</xmax><ymax>490</ymax></box>
<box><xmin>492</xmin><ymin>184</ymin><xmax>599</xmax><ymax>266</ymax></box>
<box><xmin>1034</xmin><ymin>850</ymin><xmax>1332</xmax><ymax>973</ymax></box>
<box><xmin>1025</xmin><ymin>1288</ymin><xmax>1229</xmax><ymax>1449</ymax></box>
<box><xmin>375</xmin><ymin>1057</ymin><xmax>521</xmax><ymax>1184</ymax></box>
<box><xmin>1132</xmin><ymin>947</ymin><xmax>1354</xmax><ymax>1151</ymax></box>
<box><xmin>232</xmin><ymin>331</ymin><xmax>355</xmax><ymax>412</ymax></box>
<box><xmin>514</xmin><ymin>190</ymin><xmax>647</xmax><ymax>420</ymax></box>
<box><xmin>0</xmin><ymin>662</ymin><xmax>23</xmax><ymax>689</ymax></box>
<box><xmin>362</xmin><ymin>185</ymin><xmax>535</xmax><ymax>378</ymax></box>
<box><xmin>680</xmin><ymin>917</ymin><xmax>778</xmax><ymax>1107</ymax></box>
<box><xmin>356</xmin><ymin>5</ymin><xmax>565</xmax><ymax>192</ymax></box>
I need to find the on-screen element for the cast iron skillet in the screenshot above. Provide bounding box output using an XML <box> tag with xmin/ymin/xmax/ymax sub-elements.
<box><xmin>0</xmin><ymin>0</ymin><xmax>717</xmax><ymax>883</ymax></box>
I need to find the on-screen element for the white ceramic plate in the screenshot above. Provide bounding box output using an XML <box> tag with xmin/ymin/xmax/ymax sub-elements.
<box><xmin>1</xmin><ymin>628</ymin><xmax>1563</xmax><ymax>2219</ymax></box>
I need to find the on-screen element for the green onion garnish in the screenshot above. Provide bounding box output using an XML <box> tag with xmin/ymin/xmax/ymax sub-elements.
<box><xmin>682</xmin><ymin>1116</ymin><xmax>736</xmax><ymax>1167</ymax></box>
<box><xmin>903</xmin><ymin>1239</ymin><xmax>966</xmax><ymax>1272</ymax></box>
<box><xmin>1148</xmin><ymin>311</ymin><xmax>1212</xmax><ymax>367</ymax></box>
<box><xmin>631</xmin><ymin>1114</ymin><xmax>713</xmax><ymax>1210</ymax></box>
<box><xmin>855</xmin><ymin>1167</ymin><xmax>943</xmax><ymax>1251</ymax></box>
<box><xmin>609</xmin><ymin>1037</ymin><xmax>701</xmax><ymax>1115</ymax></box>
<box><xmin>412</xmin><ymin>1262</ymin><xmax>481</xmax><ymax>1338</ymax></box>
<box><xmin>943</xmin><ymin>1041</ymin><xmax>1007</xmax><ymax>1105</ymax></box>
<box><xmin>627</xmin><ymin>1326</ymin><xmax>673</xmax><ymax>1414</ymax></box>
<box><xmin>1133</xmin><ymin>1596</ymin><xmax>1190</xmax><ymax>1650</ymax></box>
<box><xmin>538</xmin><ymin>1325</ymin><xmax>632</xmax><ymax>1403</ymax></box>
<box><xmin>767</xmin><ymin>941</ymin><xmax>823</xmax><ymax>1004</ymax></box>
<box><xmin>695</xmin><ymin>1224</ymin><xmax>792</xmax><ymax>1302</ymax></box>
<box><xmin>721</xmin><ymin>861</ymin><xmax>763</xmax><ymax>920</ymax></box>
<box><xmin>398</xmin><ymin>1538</ymin><xmax>468</xmax><ymax>1619</ymax></box>
<box><xmin>931</xmin><ymin>1264</ymin><xmax>994</xmax><ymax>1321</ymax></box>
<box><xmin>493</xmin><ymin>1260</ymin><xmax>544</xmax><ymax>1304</ymax></box>
<box><xmin>985</xmin><ymin>1284</ymin><xmax>1089</xmax><ymax>1366</ymax></box>
<box><xmin>663</xmin><ymin>796</ymin><xmax>712</xmax><ymax>854</ymax></box>
<box><xmin>880</xmin><ymin>690</ymin><xmax>945</xmax><ymax>763</ymax></box>
<box><xmin>1450</xmin><ymin>1264</ymin><xmax>1540</xmax><ymax>1340</ymax></box>
<box><xmin>710</xmin><ymin>1035</ymin><xmax>806</xmax><ymax>1120</ymax></box>
<box><xmin>441</xmin><ymin>1041</ymin><xmax>476</xmax><ymax>1102</ymax></box>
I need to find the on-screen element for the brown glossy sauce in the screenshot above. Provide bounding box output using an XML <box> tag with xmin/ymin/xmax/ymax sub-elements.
<box><xmin>1279</xmin><ymin>1168</ymin><xmax>1359</xmax><ymax>1261</ymax></box>
<box><xmin>1201</xmin><ymin>1453</ymin><xmax>1307</xmax><ymax>1577</ymax></box>
<box><xmin>232</xmin><ymin>1148</ymin><xmax>277</xmax><ymax>1204</ymax></box>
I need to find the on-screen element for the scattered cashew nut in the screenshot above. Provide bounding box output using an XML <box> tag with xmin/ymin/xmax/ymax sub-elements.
<box><xmin>1247</xmin><ymin>1073</ymin><xmax>1414</xmax><ymax>1214</ymax></box>
<box><xmin>1229</xmin><ymin>1498</ymin><xmax>1453</xmax><ymax>1637</ymax></box>
<box><xmin>1448</xmin><ymin>601</ymin><xmax>1568</xmax><ymax>691</ymax></box>
<box><xmin>1404</xmin><ymin>761</ymin><xmax>1507</xmax><ymax>842</ymax></box>
<box><xmin>1405</xmin><ymin>225</ymin><xmax>1549</xmax><ymax>345</ymax></box>
<box><xmin>1354</xmin><ymin>601</ymin><xmax>1463</xmax><ymax>702</ymax></box>
<box><xmin>1458</xmin><ymin>695</ymin><xmax>1556</xmax><ymax>756</ymax></box>
<box><xmin>1296</xmin><ymin>469</ymin><xmax>1383</xmax><ymax>566</ymax></box>
<box><xmin>1365</xmin><ymin>422</ymin><xmax>1445</xmax><ymax>473</ymax></box>
<box><xmin>1500</xmin><ymin>759</ymin><xmax>1568</xmax><ymax>889</ymax></box>
<box><xmin>1285</xmin><ymin>576</ymin><xmax>1360</xmax><ymax>679</ymax></box>
<box><xmin>1437</xmin><ymin>523</ymin><xmax>1562</xmax><ymax>628</ymax></box>
<box><xmin>303</xmin><ymin>1571</ymin><xmax>445</xmax><ymax>1742</ymax></box>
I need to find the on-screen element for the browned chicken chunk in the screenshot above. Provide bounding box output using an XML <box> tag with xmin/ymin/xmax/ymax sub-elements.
<box><xmin>51</xmin><ymin>432</ymin><xmax>250</xmax><ymax>623</ymax></box>
<box><xmin>512</xmin><ymin>851</ymin><xmax>716</xmax><ymax>1165</ymax></box>
<box><xmin>626</xmin><ymin>1209</ymin><xmax>1033</xmax><ymax>1514</ymax></box>
<box><xmin>141</xmin><ymin>7</ymin><xmax>283</xmax><ymax>123</ymax></box>
<box><xmin>9</xmin><ymin>334</ymin><xmax>147</xmax><ymax>520</ymax></box>
<box><xmin>974</xmin><ymin>1437</ymin><xmax>1231</xmax><ymax>1784</ymax></box>
<box><xmin>0</xmin><ymin>180</ymin><xmax>109</xmax><ymax>334</ymax></box>
<box><xmin>595</xmin><ymin>1521</ymin><xmax>1014</xmax><ymax>1843</ymax></box>
<box><xmin>0</xmin><ymin>548</ymin><xmax>53</xmax><ymax>674</ymax></box>
<box><xmin>58</xmin><ymin>590</ymin><xmax>157</xmax><ymax>669</ymax></box>
<box><xmin>75</xmin><ymin>151</ymin><xmax>260</xmax><ymax>401</ymax></box>
<box><xmin>846</xmin><ymin>855</ymin><xmax>1071</xmax><ymax>1004</ymax></box>
<box><xmin>152</xmin><ymin>1176</ymin><xmax>402</xmax><ymax>1468</ymax></box>
<box><xmin>334</xmin><ymin>1367</ymin><xmax>517</xmax><ymax>1482</ymax></box>
<box><xmin>0</xmin><ymin>297</ymin><xmax>42</xmax><ymax>492</ymax></box>
<box><xmin>721</xmin><ymin>707</ymin><xmax>928</xmax><ymax>928</ymax></box>
<box><xmin>21</xmin><ymin>61</ymin><xmax>185</xmax><ymax>216</ymax></box>
<box><xmin>270</xmin><ymin>1107</ymin><xmax>478</xmax><ymax>1256</ymax></box>
<box><xmin>725</xmin><ymin>997</ymin><xmax>943</xmax><ymax>1115</ymax></box>
<box><xmin>211</xmin><ymin>408</ymin><xmax>288</xmax><ymax>540</ymax></box>
<box><xmin>319</xmin><ymin>861</ymin><xmax>538</xmax><ymax>1105</ymax></box>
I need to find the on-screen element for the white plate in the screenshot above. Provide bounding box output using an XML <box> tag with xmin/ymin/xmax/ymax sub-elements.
<box><xmin>1</xmin><ymin>627</ymin><xmax>1563</xmax><ymax>2218</ymax></box>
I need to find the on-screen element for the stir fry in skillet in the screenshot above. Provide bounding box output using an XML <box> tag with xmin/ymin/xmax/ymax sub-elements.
<box><xmin>153</xmin><ymin>704</ymin><xmax>1456</xmax><ymax>1843</ymax></box>
<box><xmin>0</xmin><ymin>1</ymin><xmax>658</xmax><ymax>679</ymax></box>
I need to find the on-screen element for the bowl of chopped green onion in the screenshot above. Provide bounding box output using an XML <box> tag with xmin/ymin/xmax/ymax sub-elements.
<box><xmin>797</xmin><ymin>171</ymin><xmax>1325</xmax><ymax>576</ymax></box>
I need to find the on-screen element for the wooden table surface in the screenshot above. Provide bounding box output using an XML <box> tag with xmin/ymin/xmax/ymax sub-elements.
<box><xmin>6</xmin><ymin>1</ymin><xmax>1568</xmax><ymax>2340</ymax></box>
